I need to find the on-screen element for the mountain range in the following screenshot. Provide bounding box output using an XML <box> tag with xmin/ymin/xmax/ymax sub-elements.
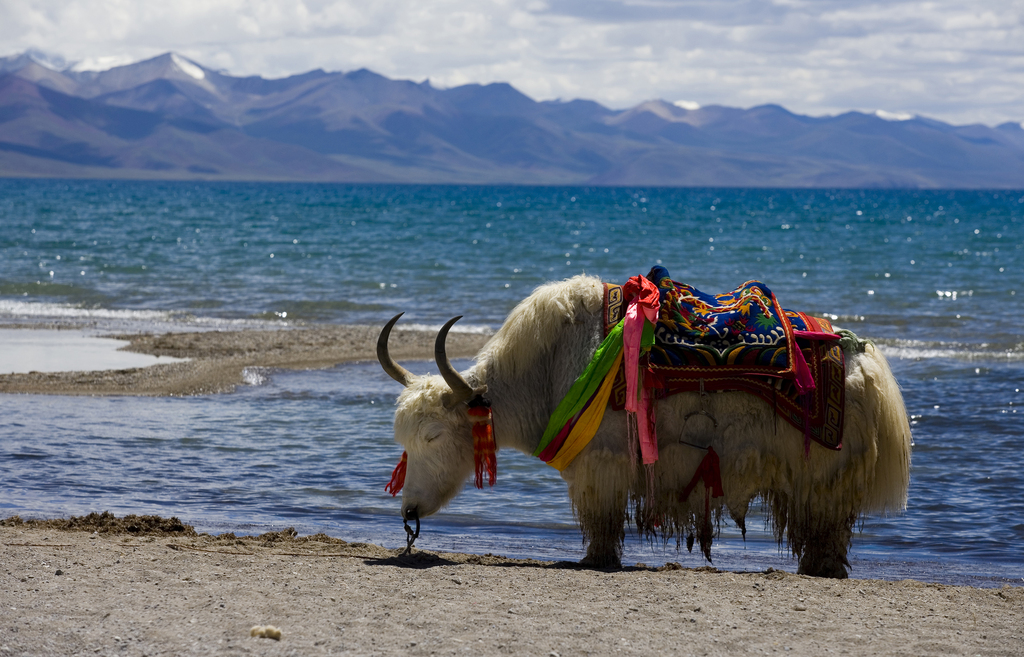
<box><xmin>2</xmin><ymin>50</ymin><xmax>1023</xmax><ymax>187</ymax></box>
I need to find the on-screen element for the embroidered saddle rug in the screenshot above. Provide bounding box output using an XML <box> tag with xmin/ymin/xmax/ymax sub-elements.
<box><xmin>604</xmin><ymin>267</ymin><xmax>846</xmax><ymax>450</ymax></box>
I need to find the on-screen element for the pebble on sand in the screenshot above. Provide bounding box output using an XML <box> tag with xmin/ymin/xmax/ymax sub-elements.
<box><xmin>250</xmin><ymin>625</ymin><xmax>282</xmax><ymax>640</ymax></box>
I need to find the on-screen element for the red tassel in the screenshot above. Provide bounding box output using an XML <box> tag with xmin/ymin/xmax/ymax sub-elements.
<box><xmin>468</xmin><ymin>404</ymin><xmax>496</xmax><ymax>488</ymax></box>
<box><xmin>680</xmin><ymin>446</ymin><xmax>725</xmax><ymax>541</ymax></box>
<box><xmin>681</xmin><ymin>446</ymin><xmax>724</xmax><ymax>502</ymax></box>
<box><xmin>385</xmin><ymin>451</ymin><xmax>407</xmax><ymax>496</ymax></box>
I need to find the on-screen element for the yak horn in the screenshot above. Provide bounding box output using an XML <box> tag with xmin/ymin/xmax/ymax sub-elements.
<box><xmin>377</xmin><ymin>313</ymin><xmax>415</xmax><ymax>387</ymax></box>
<box><xmin>435</xmin><ymin>316</ymin><xmax>486</xmax><ymax>405</ymax></box>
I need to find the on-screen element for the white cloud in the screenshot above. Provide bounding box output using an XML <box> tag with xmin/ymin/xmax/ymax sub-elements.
<box><xmin>1</xmin><ymin>0</ymin><xmax>1022</xmax><ymax>125</ymax></box>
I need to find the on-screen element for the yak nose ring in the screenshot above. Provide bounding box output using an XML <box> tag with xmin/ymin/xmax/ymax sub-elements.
<box><xmin>403</xmin><ymin>510</ymin><xmax>420</xmax><ymax>554</ymax></box>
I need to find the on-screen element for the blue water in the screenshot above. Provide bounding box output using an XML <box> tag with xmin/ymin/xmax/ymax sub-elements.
<box><xmin>1</xmin><ymin>180</ymin><xmax>1022</xmax><ymax>587</ymax></box>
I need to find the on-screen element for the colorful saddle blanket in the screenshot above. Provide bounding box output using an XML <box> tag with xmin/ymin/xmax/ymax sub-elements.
<box><xmin>604</xmin><ymin>267</ymin><xmax>846</xmax><ymax>450</ymax></box>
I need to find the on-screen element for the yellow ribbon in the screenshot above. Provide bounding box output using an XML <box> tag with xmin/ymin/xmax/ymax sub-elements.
<box><xmin>547</xmin><ymin>351</ymin><xmax>623</xmax><ymax>471</ymax></box>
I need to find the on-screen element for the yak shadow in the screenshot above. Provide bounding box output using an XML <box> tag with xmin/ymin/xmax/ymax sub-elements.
<box><xmin>363</xmin><ymin>549</ymin><xmax>659</xmax><ymax>573</ymax></box>
<box><xmin>364</xmin><ymin>551</ymin><xmax>460</xmax><ymax>569</ymax></box>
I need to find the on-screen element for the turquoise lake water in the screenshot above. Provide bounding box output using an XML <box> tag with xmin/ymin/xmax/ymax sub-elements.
<box><xmin>0</xmin><ymin>180</ymin><xmax>1021</xmax><ymax>586</ymax></box>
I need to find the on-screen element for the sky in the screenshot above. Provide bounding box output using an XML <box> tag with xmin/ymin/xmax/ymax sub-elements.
<box><xmin>3</xmin><ymin>0</ymin><xmax>1023</xmax><ymax>126</ymax></box>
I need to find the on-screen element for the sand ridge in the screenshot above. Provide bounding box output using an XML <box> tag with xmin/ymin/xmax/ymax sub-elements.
<box><xmin>0</xmin><ymin>325</ymin><xmax>490</xmax><ymax>396</ymax></box>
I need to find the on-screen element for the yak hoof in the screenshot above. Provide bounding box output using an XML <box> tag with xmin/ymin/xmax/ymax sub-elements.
<box><xmin>579</xmin><ymin>527</ymin><xmax>623</xmax><ymax>569</ymax></box>
<box><xmin>797</xmin><ymin>558</ymin><xmax>849</xmax><ymax>579</ymax></box>
<box><xmin>580</xmin><ymin>551</ymin><xmax>622</xmax><ymax>569</ymax></box>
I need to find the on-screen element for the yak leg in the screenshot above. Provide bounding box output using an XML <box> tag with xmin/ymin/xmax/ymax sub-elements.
<box><xmin>795</xmin><ymin>513</ymin><xmax>855</xmax><ymax>579</ymax></box>
<box><xmin>783</xmin><ymin>506</ymin><xmax>855</xmax><ymax>579</ymax></box>
<box><xmin>580</xmin><ymin>504</ymin><xmax>627</xmax><ymax>569</ymax></box>
<box><xmin>563</xmin><ymin>448</ymin><xmax>632</xmax><ymax>569</ymax></box>
<box><xmin>768</xmin><ymin>492</ymin><xmax>856</xmax><ymax>579</ymax></box>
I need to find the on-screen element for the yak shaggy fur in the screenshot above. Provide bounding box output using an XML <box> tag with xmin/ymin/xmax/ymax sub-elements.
<box><xmin>389</xmin><ymin>275</ymin><xmax>912</xmax><ymax>578</ymax></box>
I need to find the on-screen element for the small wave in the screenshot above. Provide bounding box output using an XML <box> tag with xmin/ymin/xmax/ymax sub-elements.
<box><xmin>875</xmin><ymin>338</ymin><xmax>1023</xmax><ymax>362</ymax></box>
<box><xmin>0</xmin><ymin>300</ymin><xmax>280</xmax><ymax>331</ymax></box>
<box><xmin>400</xmin><ymin>322</ymin><xmax>495</xmax><ymax>335</ymax></box>
<box><xmin>0</xmin><ymin>300</ymin><xmax>498</xmax><ymax>335</ymax></box>
<box><xmin>0</xmin><ymin>299</ymin><xmax>172</xmax><ymax>321</ymax></box>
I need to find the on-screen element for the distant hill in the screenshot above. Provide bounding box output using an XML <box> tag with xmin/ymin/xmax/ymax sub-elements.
<box><xmin>2</xmin><ymin>50</ymin><xmax>1023</xmax><ymax>187</ymax></box>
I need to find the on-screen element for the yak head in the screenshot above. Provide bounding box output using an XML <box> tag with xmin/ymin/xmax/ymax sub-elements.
<box><xmin>377</xmin><ymin>313</ymin><xmax>487</xmax><ymax>522</ymax></box>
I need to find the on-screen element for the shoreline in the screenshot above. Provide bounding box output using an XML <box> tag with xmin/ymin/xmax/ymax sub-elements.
<box><xmin>2</xmin><ymin>515</ymin><xmax>1021</xmax><ymax>656</ymax></box>
<box><xmin>0</xmin><ymin>325</ymin><xmax>490</xmax><ymax>396</ymax></box>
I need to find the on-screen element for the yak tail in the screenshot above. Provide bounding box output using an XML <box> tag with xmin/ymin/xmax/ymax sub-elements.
<box><xmin>858</xmin><ymin>343</ymin><xmax>912</xmax><ymax>514</ymax></box>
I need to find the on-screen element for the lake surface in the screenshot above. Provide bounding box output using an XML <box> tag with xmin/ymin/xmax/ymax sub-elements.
<box><xmin>1</xmin><ymin>181</ymin><xmax>1021</xmax><ymax>586</ymax></box>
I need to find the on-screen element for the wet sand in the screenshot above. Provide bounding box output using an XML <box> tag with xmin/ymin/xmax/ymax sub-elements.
<box><xmin>1</xmin><ymin>516</ymin><xmax>1021</xmax><ymax>657</ymax></box>
<box><xmin>0</xmin><ymin>325</ymin><xmax>489</xmax><ymax>396</ymax></box>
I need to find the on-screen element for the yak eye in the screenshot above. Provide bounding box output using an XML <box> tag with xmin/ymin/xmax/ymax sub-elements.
<box><xmin>422</xmin><ymin>423</ymin><xmax>446</xmax><ymax>444</ymax></box>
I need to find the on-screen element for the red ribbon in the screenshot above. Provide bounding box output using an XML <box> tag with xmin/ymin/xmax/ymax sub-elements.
<box><xmin>622</xmin><ymin>274</ymin><xmax>660</xmax><ymax>309</ymax></box>
<box><xmin>468</xmin><ymin>404</ymin><xmax>497</xmax><ymax>489</ymax></box>
<box><xmin>681</xmin><ymin>446</ymin><xmax>724</xmax><ymax>527</ymax></box>
<box><xmin>385</xmin><ymin>451</ymin><xmax>407</xmax><ymax>497</ymax></box>
<box><xmin>622</xmin><ymin>274</ymin><xmax>661</xmax><ymax>465</ymax></box>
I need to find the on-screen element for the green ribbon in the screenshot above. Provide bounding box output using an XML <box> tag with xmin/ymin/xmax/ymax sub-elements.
<box><xmin>533</xmin><ymin>320</ymin><xmax>625</xmax><ymax>457</ymax></box>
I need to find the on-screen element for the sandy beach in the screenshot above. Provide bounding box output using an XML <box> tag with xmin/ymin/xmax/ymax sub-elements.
<box><xmin>1</xmin><ymin>515</ymin><xmax>1022</xmax><ymax>657</ymax></box>
<box><xmin>0</xmin><ymin>325</ymin><xmax>490</xmax><ymax>396</ymax></box>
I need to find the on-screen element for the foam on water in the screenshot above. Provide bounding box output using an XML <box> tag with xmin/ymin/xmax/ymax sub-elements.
<box><xmin>0</xmin><ymin>299</ymin><xmax>173</xmax><ymax>321</ymax></box>
<box><xmin>0</xmin><ymin>299</ymin><xmax>292</xmax><ymax>333</ymax></box>
<box><xmin>400</xmin><ymin>322</ymin><xmax>495</xmax><ymax>335</ymax></box>
<box><xmin>241</xmin><ymin>367</ymin><xmax>268</xmax><ymax>386</ymax></box>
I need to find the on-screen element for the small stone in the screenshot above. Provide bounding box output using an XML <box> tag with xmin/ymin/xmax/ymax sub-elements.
<box><xmin>794</xmin><ymin>605</ymin><xmax>807</xmax><ymax>611</ymax></box>
<box><xmin>250</xmin><ymin>625</ymin><xmax>281</xmax><ymax>640</ymax></box>
<box><xmin>55</xmin><ymin>569</ymin><xmax>63</xmax><ymax>576</ymax></box>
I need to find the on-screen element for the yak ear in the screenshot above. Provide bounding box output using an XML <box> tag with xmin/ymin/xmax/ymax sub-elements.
<box><xmin>378</xmin><ymin>313</ymin><xmax>415</xmax><ymax>386</ymax></box>
<box><xmin>435</xmin><ymin>316</ymin><xmax>486</xmax><ymax>408</ymax></box>
<box><xmin>441</xmin><ymin>385</ymin><xmax>487</xmax><ymax>410</ymax></box>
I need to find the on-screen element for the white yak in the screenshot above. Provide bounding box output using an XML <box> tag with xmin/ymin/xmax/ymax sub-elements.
<box><xmin>378</xmin><ymin>275</ymin><xmax>912</xmax><ymax>578</ymax></box>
